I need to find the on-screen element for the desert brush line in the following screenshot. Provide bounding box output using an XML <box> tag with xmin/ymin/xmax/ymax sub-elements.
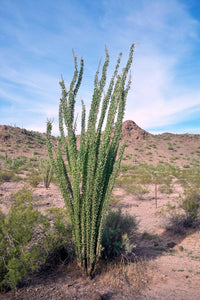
<box><xmin>46</xmin><ymin>44</ymin><xmax>134</xmax><ymax>276</ymax></box>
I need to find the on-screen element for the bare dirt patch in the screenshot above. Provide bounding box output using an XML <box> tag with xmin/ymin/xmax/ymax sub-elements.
<box><xmin>1</xmin><ymin>179</ymin><xmax>200</xmax><ymax>299</ymax></box>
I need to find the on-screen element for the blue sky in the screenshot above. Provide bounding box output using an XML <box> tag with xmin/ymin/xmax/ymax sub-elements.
<box><xmin>0</xmin><ymin>0</ymin><xmax>200</xmax><ymax>135</ymax></box>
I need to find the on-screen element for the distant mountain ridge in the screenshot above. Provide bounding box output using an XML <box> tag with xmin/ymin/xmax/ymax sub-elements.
<box><xmin>0</xmin><ymin>121</ymin><xmax>200</xmax><ymax>167</ymax></box>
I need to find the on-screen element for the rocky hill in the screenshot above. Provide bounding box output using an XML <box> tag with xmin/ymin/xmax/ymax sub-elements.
<box><xmin>120</xmin><ymin>120</ymin><xmax>200</xmax><ymax>167</ymax></box>
<box><xmin>0</xmin><ymin>125</ymin><xmax>56</xmax><ymax>159</ymax></box>
<box><xmin>0</xmin><ymin>121</ymin><xmax>200</xmax><ymax>167</ymax></box>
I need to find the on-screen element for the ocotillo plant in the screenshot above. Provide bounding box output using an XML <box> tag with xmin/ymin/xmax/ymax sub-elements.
<box><xmin>46</xmin><ymin>44</ymin><xmax>134</xmax><ymax>276</ymax></box>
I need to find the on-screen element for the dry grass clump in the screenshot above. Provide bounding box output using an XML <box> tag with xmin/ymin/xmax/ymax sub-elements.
<box><xmin>100</xmin><ymin>257</ymin><xmax>151</xmax><ymax>294</ymax></box>
<box><xmin>109</xmin><ymin>195</ymin><xmax>122</xmax><ymax>207</ymax></box>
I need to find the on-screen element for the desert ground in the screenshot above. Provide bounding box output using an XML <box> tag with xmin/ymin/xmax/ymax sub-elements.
<box><xmin>0</xmin><ymin>121</ymin><xmax>200</xmax><ymax>299</ymax></box>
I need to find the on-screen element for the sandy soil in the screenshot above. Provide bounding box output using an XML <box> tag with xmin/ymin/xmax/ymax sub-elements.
<box><xmin>0</xmin><ymin>181</ymin><xmax>200</xmax><ymax>299</ymax></box>
<box><xmin>113</xmin><ymin>185</ymin><xmax>200</xmax><ymax>299</ymax></box>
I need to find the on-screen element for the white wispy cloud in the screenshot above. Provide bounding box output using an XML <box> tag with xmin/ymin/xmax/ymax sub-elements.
<box><xmin>118</xmin><ymin>0</ymin><xmax>200</xmax><ymax>131</ymax></box>
<box><xmin>0</xmin><ymin>0</ymin><xmax>199</xmax><ymax>134</ymax></box>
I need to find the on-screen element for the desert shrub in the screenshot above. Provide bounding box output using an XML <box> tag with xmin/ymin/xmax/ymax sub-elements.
<box><xmin>3</xmin><ymin>156</ymin><xmax>34</xmax><ymax>173</ymax></box>
<box><xmin>158</xmin><ymin>183</ymin><xmax>173</xmax><ymax>194</ymax></box>
<box><xmin>177</xmin><ymin>167</ymin><xmax>200</xmax><ymax>189</ymax></box>
<box><xmin>142</xmin><ymin>231</ymin><xmax>158</xmax><ymax>241</ymax></box>
<box><xmin>165</xmin><ymin>212</ymin><xmax>188</xmax><ymax>234</ymax></box>
<box><xmin>0</xmin><ymin>191</ymin><xmax>48</xmax><ymax>290</ymax></box>
<box><xmin>26</xmin><ymin>170</ymin><xmax>41</xmax><ymax>187</ymax></box>
<box><xmin>137</xmin><ymin>173</ymin><xmax>152</xmax><ymax>184</ymax></box>
<box><xmin>0</xmin><ymin>170</ymin><xmax>13</xmax><ymax>183</ymax></box>
<box><xmin>45</xmin><ymin>207</ymin><xmax>74</xmax><ymax>264</ymax></box>
<box><xmin>165</xmin><ymin>189</ymin><xmax>200</xmax><ymax>234</ymax></box>
<box><xmin>116</xmin><ymin>166</ymin><xmax>152</xmax><ymax>187</ymax></box>
<box><xmin>0</xmin><ymin>154</ymin><xmax>5</xmax><ymax>160</ymax></box>
<box><xmin>146</xmin><ymin>151</ymin><xmax>152</xmax><ymax>155</ymax></box>
<box><xmin>168</xmin><ymin>146</ymin><xmax>174</xmax><ymax>151</ymax></box>
<box><xmin>5</xmin><ymin>156</ymin><xmax>28</xmax><ymax>170</ymax></box>
<box><xmin>0</xmin><ymin>188</ymin><xmax>72</xmax><ymax>290</ymax></box>
<box><xmin>101</xmin><ymin>210</ymin><xmax>137</xmax><ymax>259</ymax></box>
<box><xmin>126</xmin><ymin>183</ymin><xmax>149</xmax><ymax>200</ymax></box>
<box><xmin>28</xmin><ymin>175</ymin><xmax>41</xmax><ymax>187</ymax></box>
<box><xmin>115</xmin><ymin>169</ymin><xmax>149</xmax><ymax>199</ymax></box>
<box><xmin>0</xmin><ymin>170</ymin><xmax>21</xmax><ymax>184</ymax></box>
<box><xmin>10</xmin><ymin>186</ymin><xmax>34</xmax><ymax>202</ymax></box>
<box><xmin>163</xmin><ymin>136</ymin><xmax>171</xmax><ymax>140</ymax></box>
<box><xmin>39</xmin><ymin>159</ymin><xmax>54</xmax><ymax>189</ymax></box>
<box><xmin>183</xmin><ymin>164</ymin><xmax>190</xmax><ymax>168</ymax></box>
<box><xmin>181</xmin><ymin>189</ymin><xmax>200</xmax><ymax>224</ymax></box>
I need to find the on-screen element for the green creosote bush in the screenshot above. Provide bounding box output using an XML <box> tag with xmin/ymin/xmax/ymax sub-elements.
<box><xmin>0</xmin><ymin>171</ymin><xmax>14</xmax><ymax>184</ymax></box>
<box><xmin>44</xmin><ymin>207</ymin><xmax>74</xmax><ymax>265</ymax></box>
<box><xmin>165</xmin><ymin>212</ymin><xmax>188</xmax><ymax>234</ymax></box>
<box><xmin>183</xmin><ymin>164</ymin><xmax>190</xmax><ymax>168</ymax></box>
<box><xmin>27</xmin><ymin>174</ymin><xmax>41</xmax><ymax>187</ymax></box>
<box><xmin>39</xmin><ymin>159</ymin><xmax>54</xmax><ymax>189</ymax></box>
<box><xmin>126</xmin><ymin>183</ymin><xmax>149</xmax><ymax>200</ymax></box>
<box><xmin>5</xmin><ymin>156</ymin><xmax>27</xmax><ymax>170</ymax></box>
<box><xmin>181</xmin><ymin>189</ymin><xmax>200</xmax><ymax>224</ymax></box>
<box><xmin>0</xmin><ymin>170</ymin><xmax>21</xmax><ymax>184</ymax></box>
<box><xmin>166</xmin><ymin>189</ymin><xmax>200</xmax><ymax>233</ymax></box>
<box><xmin>101</xmin><ymin>209</ymin><xmax>137</xmax><ymax>259</ymax></box>
<box><xmin>46</xmin><ymin>44</ymin><xmax>134</xmax><ymax>276</ymax></box>
<box><xmin>177</xmin><ymin>167</ymin><xmax>200</xmax><ymax>189</ymax></box>
<box><xmin>0</xmin><ymin>188</ymin><xmax>71</xmax><ymax>290</ymax></box>
<box><xmin>158</xmin><ymin>183</ymin><xmax>173</xmax><ymax>194</ymax></box>
<box><xmin>120</xmin><ymin>164</ymin><xmax>135</xmax><ymax>172</ymax></box>
<box><xmin>0</xmin><ymin>189</ymin><xmax>48</xmax><ymax>290</ymax></box>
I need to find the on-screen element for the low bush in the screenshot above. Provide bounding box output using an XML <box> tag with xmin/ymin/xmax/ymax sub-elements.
<box><xmin>120</xmin><ymin>164</ymin><xmax>135</xmax><ymax>172</ymax></box>
<box><xmin>0</xmin><ymin>170</ymin><xmax>13</xmax><ymax>183</ymax></box>
<box><xmin>127</xmin><ymin>184</ymin><xmax>149</xmax><ymax>200</ymax></box>
<box><xmin>165</xmin><ymin>212</ymin><xmax>188</xmax><ymax>234</ymax></box>
<box><xmin>0</xmin><ymin>170</ymin><xmax>21</xmax><ymax>184</ymax></box>
<box><xmin>101</xmin><ymin>209</ymin><xmax>137</xmax><ymax>259</ymax></box>
<box><xmin>6</xmin><ymin>156</ymin><xmax>28</xmax><ymax>170</ymax></box>
<box><xmin>165</xmin><ymin>189</ymin><xmax>200</xmax><ymax>234</ymax></box>
<box><xmin>0</xmin><ymin>188</ymin><xmax>71</xmax><ymax>291</ymax></box>
<box><xmin>0</xmin><ymin>193</ymin><xmax>47</xmax><ymax>290</ymax></box>
<box><xmin>183</xmin><ymin>164</ymin><xmax>190</xmax><ymax>168</ymax></box>
<box><xmin>158</xmin><ymin>183</ymin><xmax>173</xmax><ymax>194</ymax></box>
<box><xmin>27</xmin><ymin>171</ymin><xmax>41</xmax><ymax>187</ymax></box>
<box><xmin>181</xmin><ymin>189</ymin><xmax>200</xmax><ymax>224</ymax></box>
<box><xmin>39</xmin><ymin>159</ymin><xmax>54</xmax><ymax>189</ymax></box>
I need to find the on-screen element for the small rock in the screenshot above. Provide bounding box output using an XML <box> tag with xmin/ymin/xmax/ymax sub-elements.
<box><xmin>154</xmin><ymin>242</ymin><xmax>159</xmax><ymax>247</ymax></box>
<box><xmin>167</xmin><ymin>241</ymin><xmax>176</xmax><ymax>248</ymax></box>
